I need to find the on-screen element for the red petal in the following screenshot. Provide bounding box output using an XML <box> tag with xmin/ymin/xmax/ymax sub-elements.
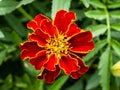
<box><xmin>20</xmin><ymin>41</ymin><xmax>43</xmax><ymax>60</ymax></box>
<box><xmin>28</xmin><ymin>34</ymin><xmax>47</xmax><ymax>46</ymax></box>
<box><xmin>59</xmin><ymin>55</ymin><xmax>79</xmax><ymax>74</ymax></box>
<box><xmin>37</xmin><ymin>66</ymin><xmax>60</xmax><ymax>84</ymax></box>
<box><xmin>27</xmin><ymin>14</ymin><xmax>51</xmax><ymax>31</ymax></box>
<box><xmin>34</xmin><ymin>14</ymin><xmax>50</xmax><ymax>27</ymax></box>
<box><xmin>54</xmin><ymin>10</ymin><xmax>76</xmax><ymax>34</ymax></box>
<box><xmin>28</xmin><ymin>29</ymin><xmax>50</xmax><ymax>46</ymax></box>
<box><xmin>68</xmin><ymin>31</ymin><xmax>94</xmax><ymax>53</ymax></box>
<box><xmin>44</xmin><ymin>54</ymin><xmax>58</xmax><ymax>71</ymax></box>
<box><xmin>73</xmin><ymin>52</ymin><xmax>87</xmax><ymax>58</ymax></box>
<box><xmin>29</xmin><ymin>50</ymin><xmax>47</xmax><ymax>70</ymax></box>
<box><xmin>70</xmin><ymin>54</ymin><xmax>89</xmax><ymax>79</ymax></box>
<box><xmin>27</xmin><ymin>21</ymin><xmax>37</xmax><ymax>31</ymax></box>
<box><xmin>40</xmin><ymin>19</ymin><xmax>58</xmax><ymax>37</ymax></box>
<box><xmin>66</xmin><ymin>23</ymin><xmax>81</xmax><ymax>37</ymax></box>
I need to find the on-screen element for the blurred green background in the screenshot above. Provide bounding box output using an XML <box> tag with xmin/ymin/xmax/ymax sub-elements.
<box><xmin>0</xmin><ymin>0</ymin><xmax>120</xmax><ymax>90</ymax></box>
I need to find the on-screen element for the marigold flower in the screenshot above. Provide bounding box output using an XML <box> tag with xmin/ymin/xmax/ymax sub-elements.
<box><xmin>20</xmin><ymin>10</ymin><xmax>94</xmax><ymax>83</ymax></box>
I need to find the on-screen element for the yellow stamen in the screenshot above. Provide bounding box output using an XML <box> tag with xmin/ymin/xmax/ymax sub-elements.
<box><xmin>46</xmin><ymin>35</ymin><xmax>69</xmax><ymax>59</ymax></box>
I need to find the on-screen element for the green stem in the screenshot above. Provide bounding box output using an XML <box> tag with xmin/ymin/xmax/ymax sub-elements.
<box><xmin>105</xmin><ymin>8</ymin><xmax>111</xmax><ymax>48</ymax></box>
<box><xmin>105</xmin><ymin>8</ymin><xmax>112</xmax><ymax>90</ymax></box>
<box><xmin>17</xmin><ymin>7</ymin><xmax>33</xmax><ymax>20</ymax></box>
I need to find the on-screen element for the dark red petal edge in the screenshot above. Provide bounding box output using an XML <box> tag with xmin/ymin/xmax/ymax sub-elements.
<box><xmin>37</xmin><ymin>65</ymin><xmax>61</xmax><ymax>84</ymax></box>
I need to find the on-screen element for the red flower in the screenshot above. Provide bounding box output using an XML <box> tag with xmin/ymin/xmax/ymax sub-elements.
<box><xmin>20</xmin><ymin>10</ymin><xmax>94</xmax><ymax>83</ymax></box>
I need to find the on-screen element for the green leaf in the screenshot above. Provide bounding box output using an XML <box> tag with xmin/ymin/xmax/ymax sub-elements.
<box><xmin>111</xmin><ymin>39</ymin><xmax>120</xmax><ymax>57</ymax></box>
<box><xmin>111</xmin><ymin>23</ymin><xmax>120</xmax><ymax>32</ymax></box>
<box><xmin>65</xmin><ymin>79</ymin><xmax>83</xmax><ymax>90</ymax></box>
<box><xmin>34</xmin><ymin>80</ymin><xmax>44</xmax><ymax>90</ymax></box>
<box><xmin>17</xmin><ymin>0</ymin><xmax>34</xmax><ymax>8</ymax></box>
<box><xmin>15</xmin><ymin>76</ymin><xmax>27</xmax><ymax>88</ymax></box>
<box><xmin>51</xmin><ymin>0</ymin><xmax>72</xmax><ymax>19</ymax></box>
<box><xmin>89</xmin><ymin>0</ymin><xmax>106</xmax><ymax>9</ymax></box>
<box><xmin>84</xmin><ymin>39</ymin><xmax>107</xmax><ymax>62</ymax></box>
<box><xmin>22</xmin><ymin>74</ymin><xmax>31</xmax><ymax>85</ymax></box>
<box><xmin>85</xmin><ymin>10</ymin><xmax>106</xmax><ymax>20</ymax></box>
<box><xmin>86</xmin><ymin>71</ymin><xmax>100</xmax><ymax>90</ymax></box>
<box><xmin>110</xmin><ymin>76</ymin><xmax>119</xmax><ymax>90</ymax></box>
<box><xmin>80</xmin><ymin>0</ymin><xmax>90</xmax><ymax>8</ymax></box>
<box><xmin>85</xmin><ymin>24</ymin><xmax>107</xmax><ymax>37</ymax></box>
<box><xmin>110</xmin><ymin>10</ymin><xmax>120</xmax><ymax>19</ymax></box>
<box><xmin>49</xmin><ymin>75</ymin><xmax>69</xmax><ymax>90</ymax></box>
<box><xmin>71</xmin><ymin>9</ymin><xmax>85</xmax><ymax>21</ymax></box>
<box><xmin>0</xmin><ymin>50</ymin><xmax>6</xmax><ymax>65</ymax></box>
<box><xmin>0</xmin><ymin>0</ymin><xmax>18</xmax><ymax>15</ymax></box>
<box><xmin>98</xmin><ymin>48</ymin><xmax>112</xmax><ymax>90</ymax></box>
<box><xmin>11</xmin><ymin>31</ymin><xmax>22</xmax><ymax>46</ymax></box>
<box><xmin>23</xmin><ymin>61</ymin><xmax>39</xmax><ymax>77</ymax></box>
<box><xmin>4</xmin><ymin>14</ymin><xmax>27</xmax><ymax>37</ymax></box>
<box><xmin>0</xmin><ymin>30</ymin><xmax>4</xmax><ymax>38</ymax></box>
<box><xmin>108</xmin><ymin>2</ymin><xmax>120</xmax><ymax>9</ymax></box>
<box><xmin>0</xmin><ymin>75</ymin><xmax>13</xmax><ymax>90</ymax></box>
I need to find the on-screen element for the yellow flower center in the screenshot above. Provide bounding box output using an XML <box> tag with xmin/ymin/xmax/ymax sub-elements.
<box><xmin>46</xmin><ymin>35</ymin><xmax>69</xmax><ymax>59</ymax></box>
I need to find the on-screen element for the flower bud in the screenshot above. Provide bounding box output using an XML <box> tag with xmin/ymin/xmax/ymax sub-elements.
<box><xmin>112</xmin><ymin>61</ymin><xmax>120</xmax><ymax>77</ymax></box>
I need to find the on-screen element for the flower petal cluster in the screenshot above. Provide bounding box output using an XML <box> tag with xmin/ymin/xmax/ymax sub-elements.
<box><xmin>20</xmin><ymin>10</ymin><xmax>94</xmax><ymax>83</ymax></box>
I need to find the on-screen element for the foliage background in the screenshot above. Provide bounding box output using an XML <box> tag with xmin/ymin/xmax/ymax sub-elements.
<box><xmin>0</xmin><ymin>0</ymin><xmax>120</xmax><ymax>90</ymax></box>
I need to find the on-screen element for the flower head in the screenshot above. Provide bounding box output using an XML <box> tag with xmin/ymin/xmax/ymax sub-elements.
<box><xmin>20</xmin><ymin>10</ymin><xmax>94</xmax><ymax>83</ymax></box>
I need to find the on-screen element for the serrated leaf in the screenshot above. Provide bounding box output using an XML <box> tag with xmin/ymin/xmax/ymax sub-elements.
<box><xmin>89</xmin><ymin>0</ymin><xmax>106</xmax><ymax>9</ymax></box>
<box><xmin>98</xmin><ymin>48</ymin><xmax>112</xmax><ymax>90</ymax></box>
<box><xmin>86</xmin><ymin>24</ymin><xmax>107</xmax><ymax>37</ymax></box>
<box><xmin>17</xmin><ymin>0</ymin><xmax>34</xmax><ymax>8</ymax></box>
<box><xmin>0</xmin><ymin>0</ymin><xmax>18</xmax><ymax>15</ymax></box>
<box><xmin>80</xmin><ymin>0</ymin><xmax>90</xmax><ymax>8</ymax></box>
<box><xmin>4</xmin><ymin>14</ymin><xmax>27</xmax><ymax>37</ymax></box>
<box><xmin>51</xmin><ymin>0</ymin><xmax>72</xmax><ymax>19</ymax></box>
<box><xmin>86</xmin><ymin>71</ymin><xmax>100</xmax><ymax>90</ymax></box>
<box><xmin>49</xmin><ymin>75</ymin><xmax>69</xmax><ymax>90</ymax></box>
<box><xmin>0</xmin><ymin>50</ymin><xmax>6</xmax><ymax>65</ymax></box>
<box><xmin>111</xmin><ymin>23</ymin><xmax>120</xmax><ymax>32</ymax></box>
<box><xmin>108</xmin><ymin>2</ymin><xmax>120</xmax><ymax>9</ymax></box>
<box><xmin>85</xmin><ymin>10</ymin><xmax>106</xmax><ymax>20</ymax></box>
<box><xmin>84</xmin><ymin>39</ymin><xmax>107</xmax><ymax>62</ymax></box>
<box><xmin>0</xmin><ymin>30</ymin><xmax>4</xmax><ymax>38</ymax></box>
<box><xmin>110</xmin><ymin>10</ymin><xmax>120</xmax><ymax>19</ymax></box>
<box><xmin>111</xmin><ymin>39</ymin><xmax>120</xmax><ymax>57</ymax></box>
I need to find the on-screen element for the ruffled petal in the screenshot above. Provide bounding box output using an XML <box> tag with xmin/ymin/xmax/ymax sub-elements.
<box><xmin>66</xmin><ymin>23</ymin><xmax>81</xmax><ymax>37</ymax></box>
<box><xmin>70</xmin><ymin>54</ymin><xmax>89</xmax><ymax>79</ymax></box>
<box><xmin>20</xmin><ymin>41</ymin><xmax>43</xmax><ymax>60</ymax></box>
<box><xmin>68</xmin><ymin>31</ymin><xmax>94</xmax><ymax>53</ymax></box>
<box><xmin>44</xmin><ymin>54</ymin><xmax>58</xmax><ymax>71</ymax></box>
<box><xmin>27</xmin><ymin>14</ymin><xmax>50</xmax><ymax>31</ymax></box>
<box><xmin>28</xmin><ymin>29</ymin><xmax>50</xmax><ymax>46</ymax></box>
<box><xmin>34</xmin><ymin>14</ymin><xmax>50</xmax><ymax>27</ymax></box>
<box><xmin>59</xmin><ymin>55</ymin><xmax>79</xmax><ymax>74</ymax></box>
<box><xmin>54</xmin><ymin>10</ymin><xmax>76</xmax><ymax>34</ymax></box>
<box><xmin>37</xmin><ymin>66</ymin><xmax>60</xmax><ymax>84</ymax></box>
<box><xmin>28</xmin><ymin>34</ymin><xmax>47</xmax><ymax>46</ymax></box>
<box><xmin>27</xmin><ymin>21</ymin><xmax>37</xmax><ymax>31</ymax></box>
<box><xmin>29</xmin><ymin>50</ymin><xmax>48</xmax><ymax>70</ymax></box>
<box><xmin>40</xmin><ymin>19</ymin><xmax>58</xmax><ymax>37</ymax></box>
